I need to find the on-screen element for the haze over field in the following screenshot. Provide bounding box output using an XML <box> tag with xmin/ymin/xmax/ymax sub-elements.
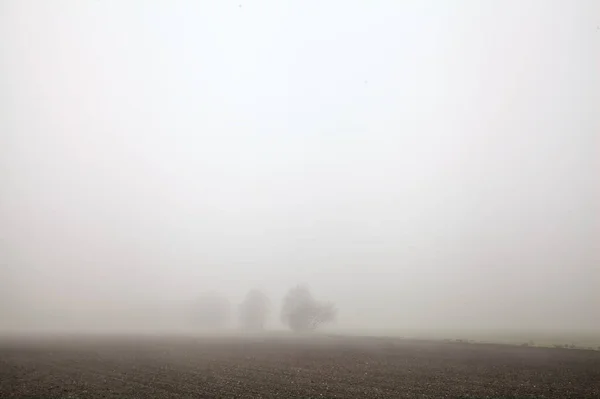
<box><xmin>1</xmin><ymin>1</ymin><xmax>598</xmax><ymax>335</ymax></box>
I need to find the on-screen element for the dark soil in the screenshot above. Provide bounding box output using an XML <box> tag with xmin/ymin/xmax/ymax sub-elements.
<box><xmin>1</xmin><ymin>334</ymin><xmax>599</xmax><ymax>398</ymax></box>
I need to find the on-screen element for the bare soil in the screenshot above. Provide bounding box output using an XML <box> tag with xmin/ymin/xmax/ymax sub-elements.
<box><xmin>1</xmin><ymin>334</ymin><xmax>599</xmax><ymax>398</ymax></box>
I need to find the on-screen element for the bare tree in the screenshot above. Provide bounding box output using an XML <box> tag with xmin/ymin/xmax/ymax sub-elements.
<box><xmin>281</xmin><ymin>285</ymin><xmax>336</xmax><ymax>332</ymax></box>
<box><xmin>192</xmin><ymin>292</ymin><xmax>231</xmax><ymax>329</ymax></box>
<box><xmin>238</xmin><ymin>289</ymin><xmax>270</xmax><ymax>331</ymax></box>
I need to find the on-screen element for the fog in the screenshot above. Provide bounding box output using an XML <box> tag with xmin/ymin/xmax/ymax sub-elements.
<box><xmin>1</xmin><ymin>1</ymin><xmax>598</xmax><ymax>337</ymax></box>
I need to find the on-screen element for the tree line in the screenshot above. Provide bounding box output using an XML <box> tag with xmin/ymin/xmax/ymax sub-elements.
<box><xmin>193</xmin><ymin>285</ymin><xmax>336</xmax><ymax>332</ymax></box>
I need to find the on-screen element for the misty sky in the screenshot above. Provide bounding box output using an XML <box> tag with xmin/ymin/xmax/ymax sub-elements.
<box><xmin>1</xmin><ymin>1</ymin><xmax>599</xmax><ymax>331</ymax></box>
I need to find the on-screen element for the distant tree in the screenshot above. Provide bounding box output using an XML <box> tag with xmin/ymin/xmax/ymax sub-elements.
<box><xmin>281</xmin><ymin>285</ymin><xmax>336</xmax><ymax>332</ymax></box>
<box><xmin>193</xmin><ymin>292</ymin><xmax>231</xmax><ymax>329</ymax></box>
<box><xmin>238</xmin><ymin>289</ymin><xmax>270</xmax><ymax>331</ymax></box>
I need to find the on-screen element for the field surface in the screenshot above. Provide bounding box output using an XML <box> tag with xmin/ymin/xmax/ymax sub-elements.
<box><xmin>1</xmin><ymin>334</ymin><xmax>599</xmax><ymax>398</ymax></box>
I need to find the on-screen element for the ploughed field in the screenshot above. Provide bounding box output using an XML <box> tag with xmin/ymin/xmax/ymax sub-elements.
<box><xmin>1</xmin><ymin>334</ymin><xmax>599</xmax><ymax>398</ymax></box>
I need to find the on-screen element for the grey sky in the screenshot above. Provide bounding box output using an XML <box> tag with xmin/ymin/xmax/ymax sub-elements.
<box><xmin>1</xmin><ymin>1</ymin><xmax>599</xmax><ymax>332</ymax></box>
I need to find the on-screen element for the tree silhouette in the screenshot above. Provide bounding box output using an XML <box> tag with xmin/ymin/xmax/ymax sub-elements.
<box><xmin>238</xmin><ymin>289</ymin><xmax>270</xmax><ymax>331</ymax></box>
<box><xmin>281</xmin><ymin>285</ymin><xmax>336</xmax><ymax>332</ymax></box>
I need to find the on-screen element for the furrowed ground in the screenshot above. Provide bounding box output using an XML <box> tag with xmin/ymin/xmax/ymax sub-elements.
<box><xmin>1</xmin><ymin>334</ymin><xmax>599</xmax><ymax>398</ymax></box>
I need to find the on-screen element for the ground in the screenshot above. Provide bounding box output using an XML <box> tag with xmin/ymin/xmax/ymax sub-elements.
<box><xmin>1</xmin><ymin>334</ymin><xmax>599</xmax><ymax>398</ymax></box>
